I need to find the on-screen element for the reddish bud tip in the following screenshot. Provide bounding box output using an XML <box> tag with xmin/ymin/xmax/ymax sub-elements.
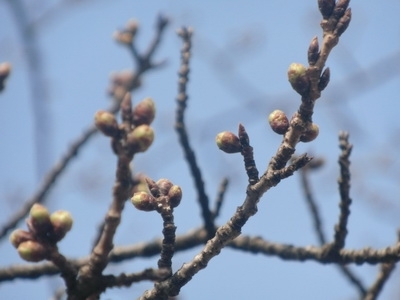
<box><xmin>113</xmin><ymin>30</ymin><xmax>134</xmax><ymax>45</ymax></box>
<box><xmin>0</xmin><ymin>62</ymin><xmax>11</xmax><ymax>91</ymax></box>
<box><xmin>216</xmin><ymin>131</ymin><xmax>241</xmax><ymax>154</ymax></box>
<box><xmin>268</xmin><ymin>110</ymin><xmax>289</xmax><ymax>135</ymax></box>
<box><xmin>125</xmin><ymin>19</ymin><xmax>139</xmax><ymax>35</ymax></box>
<box><xmin>132</xmin><ymin>97</ymin><xmax>156</xmax><ymax>126</ymax></box>
<box><xmin>156</xmin><ymin>179</ymin><xmax>174</xmax><ymax>196</ymax></box>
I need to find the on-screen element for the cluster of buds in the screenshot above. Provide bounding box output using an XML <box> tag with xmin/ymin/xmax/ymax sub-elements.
<box><xmin>287</xmin><ymin>63</ymin><xmax>310</xmax><ymax>96</ymax></box>
<box><xmin>318</xmin><ymin>0</ymin><xmax>352</xmax><ymax>37</ymax></box>
<box><xmin>131</xmin><ymin>178</ymin><xmax>182</xmax><ymax>212</ymax></box>
<box><xmin>268</xmin><ymin>110</ymin><xmax>289</xmax><ymax>135</ymax></box>
<box><xmin>94</xmin><ymin>94</ymin><xmax>156</xmax><ymax>156</ymax></box>
<box><xmin>9</xmin><ymin>204</ymin><xmax>73</xmax><ymax>262</ymax></box>
<box><xmin>113</xmin><ymin>19</ymin><xmax>139</xmax><ymax>46</ymax></box>
<box><xmin>0</xmin><ymin>62</ymin><xmax>11</xmax><ymax>92</ymax></box>
<box><xmin>215</xmin><ymin>131</ymin><xmax>242</xmax><ymax>154</ymax></box>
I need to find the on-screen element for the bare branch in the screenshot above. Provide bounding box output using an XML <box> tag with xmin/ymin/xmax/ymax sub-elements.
<box><xmin>175</xmin><ymin>27</ymin><xmax>215</xmax><ymax>238</ymax></box>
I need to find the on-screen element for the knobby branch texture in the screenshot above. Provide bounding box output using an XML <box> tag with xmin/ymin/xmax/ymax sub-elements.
<box><xmin>1</xmin><ymin>1</ymin><xmax>399</xmax><ymax>299</ymax></box>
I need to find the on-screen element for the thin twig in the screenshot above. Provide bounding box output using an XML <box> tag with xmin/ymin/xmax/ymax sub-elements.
<box><xmin>364</xmin><ymin>264</ymin><xmax>396</xmax><ymax>300</ymax></box>
<box><xmin>363</xmin><ymin>231</ymin><xmax>400</xmax><ymax>300</ymax></box>
<box><xmin>331</xmin><ymin>131</ymin><xmax>353</xmax><ymax>251</ymax></box>
<box><xmin>299</xmin><ymin>162</ymin><xmax>366</xmax><ymax>297</ymax></box>
<box><xmin>175</xmin><ymin>27</ymin><xmax>215</xmax><ymax>238</ymax></box>
<box><xmin>212</xmin><ymin>178</ymin><xmax>229</xmax><ymax>220</ymax></box>
<box><xmin>238</xmin><ymin>124</ymin><xmax>259</xmax><ymax>185</ymax></box>
<box><xmin>299</xmin><ymin>166</ymin><xmax>326</xmax><ymax>245</ymax></box>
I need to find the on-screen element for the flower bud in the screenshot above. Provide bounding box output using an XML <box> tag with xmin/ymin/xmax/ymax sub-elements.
<box><xmin>126</xmin><ymin>125</ymin><xmax>155</xmax><ymax>153</ymax></box>
<box><xmin>156</xmin><ymin>179</ymin><xmax>173</xmax><ymax>195</ymax></box>
<box><xmin>94</xmin><ymin>110</ymin><xmax>119</xmax><ymax>137</ymax></box>
<box><xmin>50</xmin><ymin>210</ymin><xmax>73</xmax><ymax>242</ymax></box>
<box><xmin>332</xmin><ymin>0</ymin><xmax>350</xmax><ymax>19</ymax></box>
<box><xmin>215</xmin><ymin>131</ymin><xmax>241</xmax><ymax>154</ymax></box>
<box><xmin>132</xmin><ymin>97</ymin><xmax>156</xmax><ymax>126</ymax></box>
<box><xmin>131</xmin><ymin>191</ymin><xmax>156</xmax><ymax>211</ymax></box>
<box><xmin>307</xmin><ymin>37</ymin><xmax>319</xmax><ymax>66</ymax></box>
<box><xmin>17</xmin><ymin>241</ymin><xmax>47</xmax><ymax>262</ymax></box>
<box><xmin>113</xmin><ymin>30</ymin><xmax>134</xmax><ymax>45</ymax></box>
<box><xmin>288</xmin><ymin>63</ymin><xmax>310</xmax><ymax>96</ymax></box>
<box><xmin>318</xmin><ymin>0</ymin><xmax>335</xmax><ymax>19</ymax></box>
<box><xmin>121</xmin><ymin>92</ymin><xmax>133</xmax><ymax>124</ymax></box>
<box><xmin>318</xmin><ymin>68</ymin><xmax>330</xmax><ymax>92</ymax></box>
<box><xmin>110</xmin><ymin>70</ymin><xmax>135</xmax><ymax>91</ymax></box>
<box><xmin>168</xmin><ymin>185</ymin><xmax>182</xmax><ymax>208</ymax></box>
<box><xmin>29</xmin><ymin>204</ymin><xmax>52</xmax><ymax>235</ymax></box>
<box><xmin>335</xmin><ymin>8</ymin><xmax>351</xmax><ymax>37</ymax></box>
<box><xmin>0</xmin><ymin>62</ymin><xmax>11</xmax><ymax>91</ymax></box>
<box><xmin>9</xmin><ymin>229</ymin><xmax>33</xmax><ymax>248</ymax></box>
<box><xmin>300</xmin><ymin>123</ymin><xmax>319</xmax><ymax>143</ymax></box>
<box><xmin>268</xmin><ymin>110</ymin><xmax>289</xmax><ymax>135</ymax></box>
<box><xmin>132</xmin><ymin>175</ymin><xmax>151</xmax><ymax>194</ymax></box>
<box><xmin>145</xmin><ymin>177</ymin><xmax>160</xmax><ymax>197</ymax></box>
<box><xmin>125</xmin><ymin>19</ymin><xmax>139</xmax><ymax>35</ymax></box>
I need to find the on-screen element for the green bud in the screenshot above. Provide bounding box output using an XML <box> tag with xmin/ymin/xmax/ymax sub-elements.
<box><xmin>17</xmin><ymin>241</ymin><xmax>47</xmax><ymax>262</ymax></box>
<box><xmin>131</xmin><ymin>191</ymin><xmax>156</xmax><ymax>211</ymax></box>
<box><xmin>132</xmin><ymin>97</ymin><xmax>156</xmax><ymax>126</ymax></box>
<box><xmin>29</xmin><ymin>204</ymin><xmax>52</xmax><ymax>235</ymax></box>
<box><xmin>94</xmin><ymin>110</ymin><xmax>119</xmax><ymax>137</ymax></box>
<box><xmin>9</xmin><ymin>229</ymin><xmax>33</xmax><ymax>249</ymax></box>
<box><xmin>300</xmin><ymin>123</ymin><xmax>320</xmax><ymax>143</ymax></box>
<box><xmin>216</xmin><ymin>131</ymin><xmax>241</xmax><ymax>154</ymax></box>
<box><xmin>288</xmin><ymin>63</ymin><xmax>310</xmax><ymax>95</ymax></box>
<box><xmin>50</xmin><ymin>210</ymin><xmax>73</xmax><ymax>242</ymax></box>
<box><xmin>168</xmin><ymin>185</ymin><xmax>182</xmax><ymax>208</ymax></box>
<box><xmin>268</xmin><ymin>110</ymin><xmax>289</xmax><ymax>135</ymax></box>
<box><xmin>127</xmin><ymin>125</ymin><xmax>155</xmax><ymax>153</ymax></box>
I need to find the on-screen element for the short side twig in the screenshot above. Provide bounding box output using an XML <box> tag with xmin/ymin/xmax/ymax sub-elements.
<box><xmin>331</xmin><ymin>131</ymin><xmax>353</xmax><ymax>251</ymax></box>
<box><xmin>212</xmin><ymin>178</ymin><xmax>229</xmax><ymax>220</ymax></box>
<box><xmin>238</xmin><ymin>124</ymin><xmax>259</xmax><ymax>185</ymax></box>
<box><xmin>299</xmin><ymin>161</ymin><xmax>366</xmax><ymax>297</ymax></box>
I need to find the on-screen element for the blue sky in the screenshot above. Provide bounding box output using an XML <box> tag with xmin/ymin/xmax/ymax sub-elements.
<box><xmin>0</xmin><ymin>0</ymin><xmax>400</xmax><ymax>299</ymax></box>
